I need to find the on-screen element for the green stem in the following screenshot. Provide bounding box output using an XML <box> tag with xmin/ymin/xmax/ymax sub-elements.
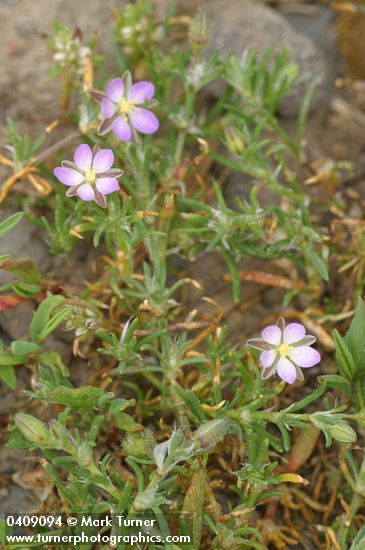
<box><xmin>108</xmin><ymin>201</ymin><xmax>133</xmax><ymax>275</ymax></box>
<box><xmin>173</xmin><ymin>85</ymin><xmax>195</xmax><ymax>165</ymax></box>
<box><xmin>144</xmin><ymin>371</ymin><xmax>164</xmax><ymax>392</ymax></box>
<box><xmin>246</xmin><ymin>381</ymin><xmax>286</xmax><ymax>411</ymax></box>
<box><xmin>226</xmin><ymin>409</ymin><xmax>310</xmax><ymax>425</ymax></box>
<box><xmin>129</xmin><ymin>470</ymin><xmax>164</xmax><ymax>515</ymax></box>
<box><xmin>88</xmin><ymin>463</ymin><xmax>123</xmax><ymax>501</ymax></box>
<box><xmin>129</xmin><ymin>133</ymin><xmax>151</xmax><ymax>204</ymax></box>
<box><xmin>173</xmin><ymin>129</ymin><xmax>187</xmax><ymax>164</ymax></box>
<box><xmin>355</xmin><ymin>378</ymin><xmax>365</xmax><ymax>410</ymax></box>
<box><xmin>34</xmin><ymin>131</ymin><xmax>81</xmax><ymax>165</ymax></box>
<box><xmin>338</xmin><ymin>492</ymin><xmax>363</xmax><ymax>548</ymax></box>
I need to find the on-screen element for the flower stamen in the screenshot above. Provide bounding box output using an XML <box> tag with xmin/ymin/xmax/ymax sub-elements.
<box><xmin>278</xmin><ymin>343</ymin><xmax>293</xmax><ymax>359</ymax></box>
<box><xmin>120</xmin><ymin>97</ymin><xmax>138</xmax><ymax>115</ymax></box>
<box><xmin>84</xmin><ymin>168</ymin><xmax>96</xmax><ymax>183</ymax></box>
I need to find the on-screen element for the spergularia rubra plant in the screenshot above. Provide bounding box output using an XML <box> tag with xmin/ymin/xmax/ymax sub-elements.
<box><xmin>53</xmin><ymin>143</ymin><xmax>123</xmax><ymax>208</ymax></box>
<box><xmin>92</xmin><ymin>74</ymin><xmax>159</xmax><ymax>142</ymax></box>
<box><xmin>247</xmin><ymin>317</ymin><xmax>321</xmax><ymax>384</ymax></box>
<box><xmin>4</xmin><ymin>8</ymin><xmax>363</xmax><ymax>548</ymax></box>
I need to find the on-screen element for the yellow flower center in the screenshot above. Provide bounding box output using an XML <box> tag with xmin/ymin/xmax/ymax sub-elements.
<box><xmin>120</xmin><ymin>97</ymin><xmax>138</xmax><ymax>117</ymax></box>
<box><xmin>278</xmin><ymin>343</ymin><xmax>293</xmax><ymax>359</ymax></box>
<box><xmin>84</xmin><ymin>168</ymin><xmax>96</xmax><ymax>183</ymax></box>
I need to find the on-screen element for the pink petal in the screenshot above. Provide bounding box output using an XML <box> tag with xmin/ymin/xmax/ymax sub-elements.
<box><xmin>261</xmin><ymin>325</ymin><xmax>281</xmax><ymax>345</ymax></box>
<box><xmin>112</xmin><ymin>116</ymin><xmax>132</xmax><ymax>142</ymax></box>
<box><xmin>127</xmin><ymin>81</ymin><xmax>155</xmax><ymax>104</ymax></box>
<box><xmin>290</xmin><ymin>346</ymin><xmax>321</xmax><ymax>368</ymax></box>
<box><xmin>92</xmin><ymin>149</ymin><xmax>114</xmax><ymax>173</ymax></box>
<box><xmin>277</xmin><ymin>357</ymin><xmax>297</xmax><ymax>384</ymax></box>
<box><xmin>129</xmin><ymin>109</ymin><xmax>159</xmax><ymax>134</ymax></box>
<box><xmin>284</xmin><ymin>323</ymin><xmax>306</xmax><ymax>344</ymax></box>
<box><xmin>101</xmin><ymin>98</ymin><xmax>116</xmax><ymax>118</ymax></box>
<box><xmin>95</xmin><ymin>177</ymin><xmax>120</xmax><ymax>195</ymax></box>
<box><xmin>74</xmin><ymin>144</ymin><xmax>92</xmax><ymax>171</ymax></box>
<box><xmin>106</xmin><ymin>78</ymin><xmax>124</xmax><ymax>102</ymax></box>
<box><xmin>260</xmin><ymin>349</ymin><xmax>277</xmax><ymax>369</ymax></box>
<box><xmin>54</xmin><ymin>167</ymin><xmax>84</xmax><ymax>186</ymax></box>
<box><xmin>77</xmin><ymin>183</ymin><xmax>95</xmax><ymax>201</ymax></box>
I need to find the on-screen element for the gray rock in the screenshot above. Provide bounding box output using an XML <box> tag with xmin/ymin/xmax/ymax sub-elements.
<box><xmin>0</xmin><ymin>210</ymin><xmax>51</xmax><ymax>285</ymax></box>
<box><xmin>0</xmin><ymin>0</ymin><xmax>122</xmax><ymax>133</ymax></box>
<box><xmin>155</xmin><ymin>0</ymin><xmax>332</xmax><ymax>117</ymax></box>
<box><xmin>205</xmin><ymin>0</ymin><xmax>331</xmax><ymax>117</ymax></box>
<box><xmin>280</xmin><ymin>5</ymin><xmax>337</xmax><ymax>61</ymax></box>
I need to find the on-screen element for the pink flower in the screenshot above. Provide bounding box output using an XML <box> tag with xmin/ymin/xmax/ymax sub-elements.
<box><xmin>53</xmin><ymin>144</ymin><xmax>123</xmax><ymax>208</ymax></box>
<box><xmin>92</xmin><ymin>75</ymin><xmax>159</xmax><ymax>142</ymax></box>
<box><xmin>247</xmin><ymin>317</ymin><xmax>321</xmax><ymax>384</ymax></box>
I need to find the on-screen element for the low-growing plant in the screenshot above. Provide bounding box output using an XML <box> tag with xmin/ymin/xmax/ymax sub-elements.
<box><xmin>0</xmin><ymin>2</ymin><xmax>364</xmax><ymax>549</ymax></box>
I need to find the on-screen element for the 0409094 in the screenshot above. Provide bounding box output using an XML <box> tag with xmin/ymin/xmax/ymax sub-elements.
<box><xmin>6</xmin><ymin>515</ymin><xmax>63</xmax><ymax>528</ymax></box>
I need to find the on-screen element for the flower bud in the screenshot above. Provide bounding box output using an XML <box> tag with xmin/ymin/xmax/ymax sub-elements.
<box><xmin>189</xmin><ymin>10</ymin><xmax>210</xmax><ymax>51</ymax></box>
<box><xmin>195</xmin><ymin>418</ymin><xmax>231</xmax><ymax>449</ymax></box>
<box><xmin>225</xmin><ymin>127</ymin><xmax>245</xmax><ymax>156</ymax></box>
<box><xmin>15</xmin><ymin>414</ymin><xmax>49</xmax><ymax>445</ymax></box>
<box><xmin>78</xmin><ymin>442</ymin><xmax>94</xmax><ymax>467</ymax></box>
<box><xmin>48</xmin><ymin>419</ymin><xmax>62</xmax><ymax>439</ymax></box>
<box><xmin>239</xmin><ymin>409</ymin><xmax>252</xmax><ymax>424</ymax></box>
<box><xmin>327</xmin><ymin>423</ymin><xmax>357</xmax><ymax>444</ymax></box>
<box><xmin>122</xmin><ymin>428</ymin><xmax>155</xmax><ymax>459</ymax></box>
<box><xmin>354</xmin><ymin>410</ymin><xmax>365</xmax><ymax>427</ymax></box>
<box><xmin>134</xmin><ymin>488</ymin><xmax>157</xmax><ymax>511</ymax></box>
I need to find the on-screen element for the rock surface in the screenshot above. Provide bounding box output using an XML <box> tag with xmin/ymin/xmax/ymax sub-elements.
<box><xmin>155</xmin><ymin>0</ymin><xmax>332</xmax><ymax>117</ymax></box>
<box><xmin>0</xmin><ymin>211</ymin><xmax>51</xmax><ymax>284</ymax></box>
<box><xmin>0</xmin><ymin>0</ymin><xmax>122</xmax><ymax>134</ymax></box>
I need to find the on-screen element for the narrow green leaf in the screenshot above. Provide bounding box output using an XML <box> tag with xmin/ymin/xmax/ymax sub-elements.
<box><xmin>0</xmin><ymin>351</ymin><xmax>27</xmax><ymax>366</ymax></box>
<box><xmin>109</xmin><ymin>399</ymin><xmax>136</xmax><ymax>415</ymax></box>
<box><xmin>181</xmin><ymin>466</ymin><xmax>206</xmax><ymax>547</ymax></box>
<box><xmin>171</xmin><ymin>381</ymin><xmax>206</xmax><ymax>423</ymax></box>
<box><xmin>113</xmin><ymin>412</ymin><xmax>140</xmax><ymax>432</ymax></box>
<box><xmin>0</xmin><ymin>365</ymin><xmax>17</xmax><ymax>389</ymax></box>
<box><xmin>222</xmin><ymin>251</ymin><xmax>241</xmax><ymax>302</ymax></box>
<box><xmin>344</xmin><ymin>297</ymin><xmax>365</xmax><ymax>375</ymax></box>
<box><xmin>350</xmin><ymin>525</ymin><xmax>365</xmax><ymax>550</ymax></box>
<box><xmin>318</xmin><ymin>374</ymin><xmax>351</xmax><ymax>395</ymax></box>
<box><xmin>30</xmin><ymin>295</ymin><xmax>65</xmax><ymax>341</ymax></box>
<box><xmin>0</xmin><ymin>212</ymin><xmax>23</xmax><ymax>239</ymax></box>
<box><xmin>0</xmin><ymin>254</ymin><xmax>10</xmax><ymax>264</ymax></box>
<box><xmin>333</xmin><ymin>329</ymin><xmax>356</xmax><ymax>381</ymax></box>
<box><xmin>0</xmin><ymin>518</ymin><xmax>13</xmax><ymax>544</ymax></box>
<box><xmin>11</xmin><ymin>281</ymin><xmax>41</xmax><ymax>297</ymax></box>
<box><xmin>37</xmin><ymin>308</ymin><xmax>69</xmax><ymax>343</ymax></box>
<box><xmin>2</xmin><ymin>259</ymin><xmax>42</xmax><ymax>284</ymax></box>
<box><xmin>297</xmin><ymin>77</ymin><xmax>320</xmax><ymax>159</ymax></box>
<box><xmin>287</xmin><ymin>382</ymin><xmax>327</xmax><ymax>413</ymax></box>
<box><xmin>11</xmin><ymin>341</ymin><xmax>40</xmax><ymax>355</ymax></box>
<box><xmin>306</xmin><ymin>248</ymin><xmax>329</xmax><ymax>281</ymax></box>
<box><xmin>47</xmin><ymin>385</ymin><xmax>106</xmax><ymax>409</ymax></box>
